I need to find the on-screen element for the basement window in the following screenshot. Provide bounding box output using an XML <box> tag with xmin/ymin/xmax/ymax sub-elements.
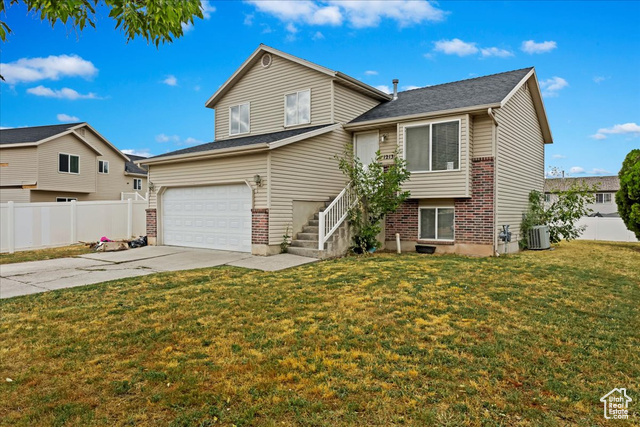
<box><xmin>419</xmin><ymin>207</ymin><xmax>454</xmax><ymax>241</ymax></box>
<box><xmin>59</xmin><ymin>153</ymin><xmax>79</xmax><ymax>174</ymax></box>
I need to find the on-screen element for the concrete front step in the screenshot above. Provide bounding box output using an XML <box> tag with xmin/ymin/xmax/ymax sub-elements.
<box><xmin>287</xmin><ymin>246</ymin><xmax>322</xmax><ymax>258</ymax></box>
<box><xmin>295</xmin><ymin>232</ymin><xmax>319</xmax><ymax>241</ymax></box>
<box><xmin>302</xmin><ymin>225</ymin><xmax>319</xmax><ymax>233</ymax></box>
<box><xmin>308</xmin><ymin>219</ymin><xmax>319</xmax><ymax>226</ymax></box>
<box><xmin>290</xmin><ymin>240</ymin><xmax>326</xmax><ymax>249</ymax></box>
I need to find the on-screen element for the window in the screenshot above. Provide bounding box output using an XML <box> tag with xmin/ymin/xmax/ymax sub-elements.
<box><xmin>230</xmin><ymin>103</ymin><xmax>250</xmax><ymax>135</ymax></box>
<box><xmin>596</xmin><ymin>193</ymin><xmax>612</xmax><ymax>204</ymax></box>
<box><xmin>59</xmin><ymin>153</ymin><xmax>79</xmax><ymax>174</ymax></box>
<box><xmin>544</xmin><ymin>193</ymin><xmax>551</xmax><ymax>203</ymax></box>
<box><xmin>98</xmin><ymin>160</ymin><xmax>109</xmax><ymax>174</ymax></box>
<box><xmin>56</xmin><ymin>197</ymin><xmax>77</xmax><ymax>202</ymax></box>
<box><xmin>419</xmin><ymin>207</ymin><xmax>454</xmax><ymax>240</ymax></box>
<box><xmin>405</xmin><ymin>120</ymin><xmax>460</xmax><ymax>172</ymax></box>
<box><xmin>285</xmin><ymin>89</ymin><xmax>310</xmax><ymax>127</ymax></box>
<box><xmin>133</xmin><ymin>178</ymin><xmax>142</xmax><ymax>190</ymax></box>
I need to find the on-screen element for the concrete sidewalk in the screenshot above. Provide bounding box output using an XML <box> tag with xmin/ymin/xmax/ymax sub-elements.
<box><xmin>0</xmin><ymin>246</ymin><xmax>317</xmax><ymax>299</ymax></box>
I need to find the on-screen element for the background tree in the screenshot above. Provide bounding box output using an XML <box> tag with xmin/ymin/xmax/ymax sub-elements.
<box><xmin>0</xmin><ymin>0</ymin><xmax>203</xmax><ymax>47</ymax></box>
<box><xmin>337</xmin><ymin>147</ymin><xmax>410</xmax><ymax>253</ymax></box>
<box><xmin>616</xmin><ymin>149</ymin><xmax>640</xmax><ymax>239</ymax></box>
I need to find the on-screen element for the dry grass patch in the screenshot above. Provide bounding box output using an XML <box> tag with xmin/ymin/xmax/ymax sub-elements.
<box><xmin>0</xmin><ymin>244</ymin><xmax>92</xmax><ymax>265</ymax></box>
<box><xmin>1</xmin><ymin>241</ymin><xmax>638</xmax><ymax>426</ymax></box>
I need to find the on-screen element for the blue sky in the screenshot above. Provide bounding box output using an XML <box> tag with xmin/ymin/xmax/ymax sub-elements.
<box><xmin>1</xmin><ymin>1</ymin><xmax>638</xmax><ymax>177</ymax></box>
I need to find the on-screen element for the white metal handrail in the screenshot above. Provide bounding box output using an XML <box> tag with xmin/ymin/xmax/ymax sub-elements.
<box><xmin>318</xmin><ymin>183</ymin><xmax>356</xmax><ymax>250</ymax></box>
<box><xmin>121</xmin><ymin>191</ymin><xmax>147</xmax><ymax>201</ymax></box>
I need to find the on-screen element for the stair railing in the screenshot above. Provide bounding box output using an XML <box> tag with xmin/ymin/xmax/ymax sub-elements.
<box><xmin>318</xmin><ymin>183</ymin><xmax>356</xmax><ymax>251</ymax></box>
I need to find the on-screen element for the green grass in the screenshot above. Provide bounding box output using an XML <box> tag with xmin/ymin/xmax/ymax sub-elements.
<box><xmin>1</xmin><ymin>241</ymin><xmax>638</xmax><ymax>426</ymax></box>
<box><xmin>0</xmin><ymin>244</ymin><xmax>93</xmax><ymax>265</ymax></box>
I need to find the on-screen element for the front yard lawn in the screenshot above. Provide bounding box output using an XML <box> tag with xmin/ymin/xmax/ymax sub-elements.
<box><xmin>0</xmin><ymin>244</ymin><xmax>93</xmax><ymax>265</ymax></box>
<box><xmin>1</xmin><ymin>241</ymin><xmax>638</xmax><ymax>426</ymax></box>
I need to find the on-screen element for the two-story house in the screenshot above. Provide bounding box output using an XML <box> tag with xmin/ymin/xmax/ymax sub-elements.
<box><xmin>0</xmin><ymin>123</ymin><xmax>148</xmax><ymax>203</ymax></box>
<box><xmin>139</xmin><ymin>45</ymin><xmax>552</xmax><ymax>257</ymax></box>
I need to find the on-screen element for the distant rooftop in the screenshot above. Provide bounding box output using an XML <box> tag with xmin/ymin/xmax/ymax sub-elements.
<box><xmin>545</xmin><ymin>176</ymin><xmax>619</xmax><ymax>192</ymax></box>
<box><xmin>0</xmin><ymin>123</ymin><xmax>83</xmax><ymax>144</ymax></box>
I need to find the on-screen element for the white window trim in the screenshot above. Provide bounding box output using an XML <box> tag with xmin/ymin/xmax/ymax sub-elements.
<box><xmin>595</xmin><ymin>193</ymin><xmax>612</xmax><ymax>204</ymax></box>
<box><xmin>283</xmin><ymin>88</ymin><xmax>312</xmax><ymax>128</ymax></box>
<box><xmin>418</xmin><ymin>206</ymin><xmax>455</xmax><ymax>241</ymax></box>
<box><xmin>98</xmin><ymin>160</ymin><xmax>109</xmax><ymax>174</ymax></box>
<box><xmin>133</xmin><ymin>178</ymin><xmax>142</xmax><ymax>191</ymax></box>
<box><xmin>402</xmin><ymin>118</ymin><xmax>462</xmax><ymax>174</ymax></box>
<box><xmin>229</xmin><ymin>102</ymin><xmax>251</xmax><ymax>136</ymax></box>
<box><xmin>56</xmin><ymin>197</ymin><xmax>77</xmax><ymax>202</ymax></box>
<box><xmin>58</xmin><ymin>152</ymin><xmax>80</xmax><ymax>175</ymax></box>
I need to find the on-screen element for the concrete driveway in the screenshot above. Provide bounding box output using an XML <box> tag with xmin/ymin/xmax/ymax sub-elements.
<box><xmin>0</xmin><ymin>246</ymin><xmax>317</xmax><ymax>299</ymax></box>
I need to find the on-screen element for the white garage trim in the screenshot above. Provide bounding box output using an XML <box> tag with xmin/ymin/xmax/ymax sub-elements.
<box><xmin>159</xmin><ymin>182</ymin><xmax>253</xmax><ymax>252</ymax></box>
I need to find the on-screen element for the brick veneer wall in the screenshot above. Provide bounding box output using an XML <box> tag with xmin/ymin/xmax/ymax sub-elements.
<box><xmin>385</xmin><ymin>199</ymin><xmax>419</xmax><ymax>241</ymax></box>
<box><xmin>251</xmin><ymin>208</ymin><xmax>269</xmax><ymax>245</ymax></box>
<box><xmin>146</xmin><ymin>208</ymin><xmax>157</xmax><ymax>237</ymax></box>
<box><xmin>454</xmin><ymin>157</ymin><xmax>494</xmax><ymax>244</ymax></box>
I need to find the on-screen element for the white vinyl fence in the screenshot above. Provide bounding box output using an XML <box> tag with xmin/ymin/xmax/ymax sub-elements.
<box><xmin>1</xmin><ymin>200</ymin><xmax>147</xmax><ymax>253</ymax></box>
<box><xmin>576</xmin><ymin>217</ymin><xmax>638</xmax><ymax>242</ymax></box>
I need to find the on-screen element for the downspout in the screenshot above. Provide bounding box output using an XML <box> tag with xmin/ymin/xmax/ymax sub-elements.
<box><xmin>488</xmin><ymin>107</ymin><xmax>499</xmax><ymax>256</ymax></box>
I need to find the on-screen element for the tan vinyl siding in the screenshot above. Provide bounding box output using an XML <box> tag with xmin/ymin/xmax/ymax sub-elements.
<box><xmin>397</xmin><ymin>114</ymin><xmax>470</xmax><ymax>198</ymax></box>
<box><xmin>147</xmin><ymin>153</ymin><xmax>268</xmax><ymax>210</ymax></box>
<box><xmin>269</xmin><ymin>130</ymin><xmax>350</xmax><ymax>244</ymax></box>
<box><xmin>214</xmin><ymin>55</ymin><xmax>333</xmax><ymax>140</ymax></box>
<box><xmin>495</xmin><ymin>83</ymin><xmax>545</xmax><ymax>243</ymax></box>
<box><xmin>333</xmin><ymin>82</ymin><xmax>381</xmax><ymax>123</ymax></box>
<box><xmin>472</xmin><ymin>114</ymin><xmax>494</xmax><ymax>158</ymax></box>
<box><xmin>0</xmin><ymin>188</ymin><xmax>31</xmax><ymax>203</ymax></box>
<box><xmin>36</xmin><ymin>134</ymin><xmax>97</xmax><ymax>193</ymax></box>
<box><xmin>0</xmin><ymin>146</ymin><xmax>38</xmax><ymax>186</ymax></box>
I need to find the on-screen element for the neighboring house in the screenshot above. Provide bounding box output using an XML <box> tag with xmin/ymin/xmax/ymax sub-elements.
<box><xmin>0</xmin><ymin>123</ymin><xmax>148</xmax><ymax>203</ymax></box>
<box><xmin>140</xmin><ymin>45</ymin><xmax>552</xmax><ymax>257</ymax></box>
<box><xmin>545</xmin><ymin>176</ymin><xmax>620</xmax><ymax>216</ymax></box>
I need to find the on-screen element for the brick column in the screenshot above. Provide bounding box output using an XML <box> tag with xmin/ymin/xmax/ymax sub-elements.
<box><xmin>385</xmin><ymin>199</ymin><xmax>419</xmax><ymax>241</ymax></box>
<box><xmin>145</xmin><ymin>208</ymin><xmax>157</xmax><ymax>237</ymax></box>
<box><xmin>251</xmin><ymin>208</ymin><xmax>269</xmax><ymax>245</ymax></box>
<box><xmin>454</xmin><ymin>157</ymin><xmax>494</xmax><ymax>245</ymax></box>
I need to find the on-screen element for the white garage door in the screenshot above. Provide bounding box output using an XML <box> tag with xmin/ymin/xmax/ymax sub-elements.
<box><xmin>162</xmin><ymin>184</ymin><xmax>252</xmax><ymax>252</ymax></box>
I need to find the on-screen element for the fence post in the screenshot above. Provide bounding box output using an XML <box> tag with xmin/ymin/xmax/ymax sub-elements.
<box><xmin>127</xmin><ymin>198</ymin><xmax>133</xmax><ymax>238</ymax></box>
<box><xmin>7</xmin><ymin>201</ymin><xmax>15</xmax><ymax>254</ymax></box>
<box><xmin>70</xmin><ymin>200</ymin><xmax>77</xmax><ymax>244</ymax></box>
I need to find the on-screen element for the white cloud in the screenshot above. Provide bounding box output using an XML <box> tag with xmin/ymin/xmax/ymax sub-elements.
<box><xmin>156</xmin><ymin>133</ymin><xmax>180</xmax><ymax>143</ymax></box>
<box><xmin>312</xmin><ymin>31</ymin><xmax>325</xmax><ymax>40</ymax></box>
<box><xmin>182</xmin><ymin>22</ymin><xmax>194</xmax><ymax>33</ymax></box>
<box><xmin>155</xmin><ymin>134</ymin><xmax>203</xmax><ymax>146</ymax></box>
<box><xmin>122</xmin><ymin>149</ymin><xmax>153</xmax><ymax>158</ymax></box>
<box><xmin>375</xmin><ymin>85</ymin><xmax>391</xmax><ymax>94</ymax></box>
<box><xmin>201</xmin><ymin>1</ymin><xmax>216</xmax><ymax>19</ymax></box>
<box><xmin>591</xmin><ymin>122</ymin><xmax>640</xmax><ymax>140</ymax></box>
<box><xmin>589</xmin><ymin>168</ymin><xmax>611</xmax><ymax>175</ymax></box>
<box><xmin>244</xmin><ymin>14</ymin><xmax>254</xmax><ymax>26</ymax></box>
<box><xmin>569</xmin><ymin>166</ymin><xmax>585</xmax><ymax>175</ymax></box>
<box><xmin>27</xmin><ymin>85</ymin><xmax>100</xmax><ymax>100</ymax></box>
<box><xmin>286</xmin><ymin>22</ymin><xmax>299</xmax><ymax>33</ymax></box>
<box><xmin>552</xmin><ymin>154</ymin><xmax>567</xmax><ymax>159</ymax></box>
<box><xmin>480</xmin><ymin>47</ymin><xmax>514</xmax><ymax>58</ymax></box>
<box><xmin>364</xmin><ymin>70</ymin><xmax>378</xmax><ymax>76</ymax></box>
<box><xmin>433</xmin><ymin>38</ymin><xmax>478</xmax><ymax>56</ymax></box>
<box><xmin>163</xmin><ymin>75</ymin><xmax>178</xmax><ymax>86</ymax></box>
<box><xmin>521</xmin><ymin>40</ymin><xmax>557</xmax><ymax>54</ymax></box>
<box><xmin>539</xmin><ymin>76</ymin><xmax>568</xmax><ymax>97</ymax></box>
<box><xmin>0</xmin><ymin>54</ymin><xmax>98</xmax><ymax>84</ymax></box>
<box><xmin>182</xmin><ymin>137</ymin><xmax>203</xmax><ymax>146</ymax></box>
<box><xmin>593</xmin><ymin>76</ymin><xmax>607</xmax><ymax>84</ymax></box>
<box><xmin>246</xmin><ymin>0</ymin><xmax>445</xmax><ymax>29</ymax></box>
<box><xmin>57</xmin><ymin>113</ymin><xmax>79</xmax><ymax>122</ymax></box>
<box><xmin>402</xmin><ymin>85</ymin><xmax>421</xmax><ymax>91</ymax></box>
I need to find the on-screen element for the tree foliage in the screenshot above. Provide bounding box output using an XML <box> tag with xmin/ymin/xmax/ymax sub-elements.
<box><xmin>616</xmin><ymin>149</ymin><xmax>640</xmax><ymax>239</ymax></box>
<box><xmin>337</xmin><ymin>146</ymin><xmax>410</xmax><ymax>253</ymax></box>
<box><xmin>0</xmin><ymin>0</ymin><xmax>203</xmax><ymax>46</ymax></box>
<box><xmin>521</xmin><ymin>182</ymin><xmax>596</xmax><ymax>248</ymax></box>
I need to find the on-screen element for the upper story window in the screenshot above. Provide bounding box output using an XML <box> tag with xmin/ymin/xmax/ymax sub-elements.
<box><xmin>285</xmin><ymin>89</ymin><xmax>310</xmax><ymax>127</ymax></box>
<box><xmin>98</xmin><ymin>160</ymin><xmax>109</xmax><ymax>174</ymax></box>
<box><xmin>595</xmin><ymin>193</ymin><xmax>612</xmax><ymax>204</ymax></box>
<box><xmin>405</xmin><ymin>120</ymin><xmax>460</xmax><ymax>172</ymax></box>
<box><xmin>230</xmin><ymin>103</ymin><xmax>250</xmax><ymax>135</ymax></box>
<box><xmin>133</xmin><ymin>178</ymin><xmax>142</xmax><ymax>190</ymax></box>
<box><xmin>59</xmin><ymin>153</ymin><xmax>79</xmax><ymax>174</ymax></box>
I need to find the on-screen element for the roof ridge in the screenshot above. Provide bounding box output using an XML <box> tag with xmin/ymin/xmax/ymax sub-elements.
<box><xmin>0</xmin><ymin>122</ymin><xmax>85</xmax><ymax>131</ymax></box>
<box><xmin>397</xmin><ymin>67</ymin><xmax>534</xmax><ymax>95</ymax></box>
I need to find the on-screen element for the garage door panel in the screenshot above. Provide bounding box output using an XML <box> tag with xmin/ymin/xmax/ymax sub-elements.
<box><xmin>162</xmin><ymin>184</ymin><xmax>252</xmax><ymax>252</ymax></box>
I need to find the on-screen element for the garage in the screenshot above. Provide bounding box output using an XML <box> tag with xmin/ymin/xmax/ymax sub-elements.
<box><xmin>162</xmin><ymin>184</ymin><xmax>252</xmax><ymax>252</ymax></box>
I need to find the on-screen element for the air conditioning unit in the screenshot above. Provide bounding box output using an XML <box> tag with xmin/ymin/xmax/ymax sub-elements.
<box><xmin>528</xmin><ymin>225</ymin><xmax>551</xmax><ymax>250</ymax></box>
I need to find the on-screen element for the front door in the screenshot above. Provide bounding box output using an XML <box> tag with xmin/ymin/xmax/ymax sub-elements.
<box><xmin>354</xmin><ymin>131</ymin><xmax>379</xmax><ymax>168</ymax></box>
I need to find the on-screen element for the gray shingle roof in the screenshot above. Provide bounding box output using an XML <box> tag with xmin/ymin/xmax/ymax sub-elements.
<box><xmin>0</xmin><ymin>123</ymin><xmax>84</xmax><ymax>144</ymax></box>
<box><xmin>545</xmin><ymin>176</ymin><xmax>620</xmax><ymax>192</ymax></box>
<box><xmin>125</xmin><ymin>154</ymin><xmax>149</xmax><ymax>175</ymax></box>
<box><xmin>149</xmin><ymin>124</ymin><xmax>334</xmax><ymax>159</ymax></box>
<box><xmin>350</xmin><ymin>68</ymin><xmax>533</xmax><ymax>123</ymax></box>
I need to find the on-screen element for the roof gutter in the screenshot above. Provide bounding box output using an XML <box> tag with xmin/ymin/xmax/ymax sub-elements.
<box><xmin>487</xmin><ymin>107</ymin><xmax>499</xmax><ymax>126</ymax></box>
<box><xmin>138</xmin><ymin>143</ymin><xmax>270</xmax><ymax>166</ymax></box>
<box><xmin>344</xmin><ymin>103</ymin><xmax>501</xmax><ymax>131</ymax></box>
<box><xmin>335</xmin><ymin>72</ymin><xmax>392</xmax><ymax>101</ymax></box>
